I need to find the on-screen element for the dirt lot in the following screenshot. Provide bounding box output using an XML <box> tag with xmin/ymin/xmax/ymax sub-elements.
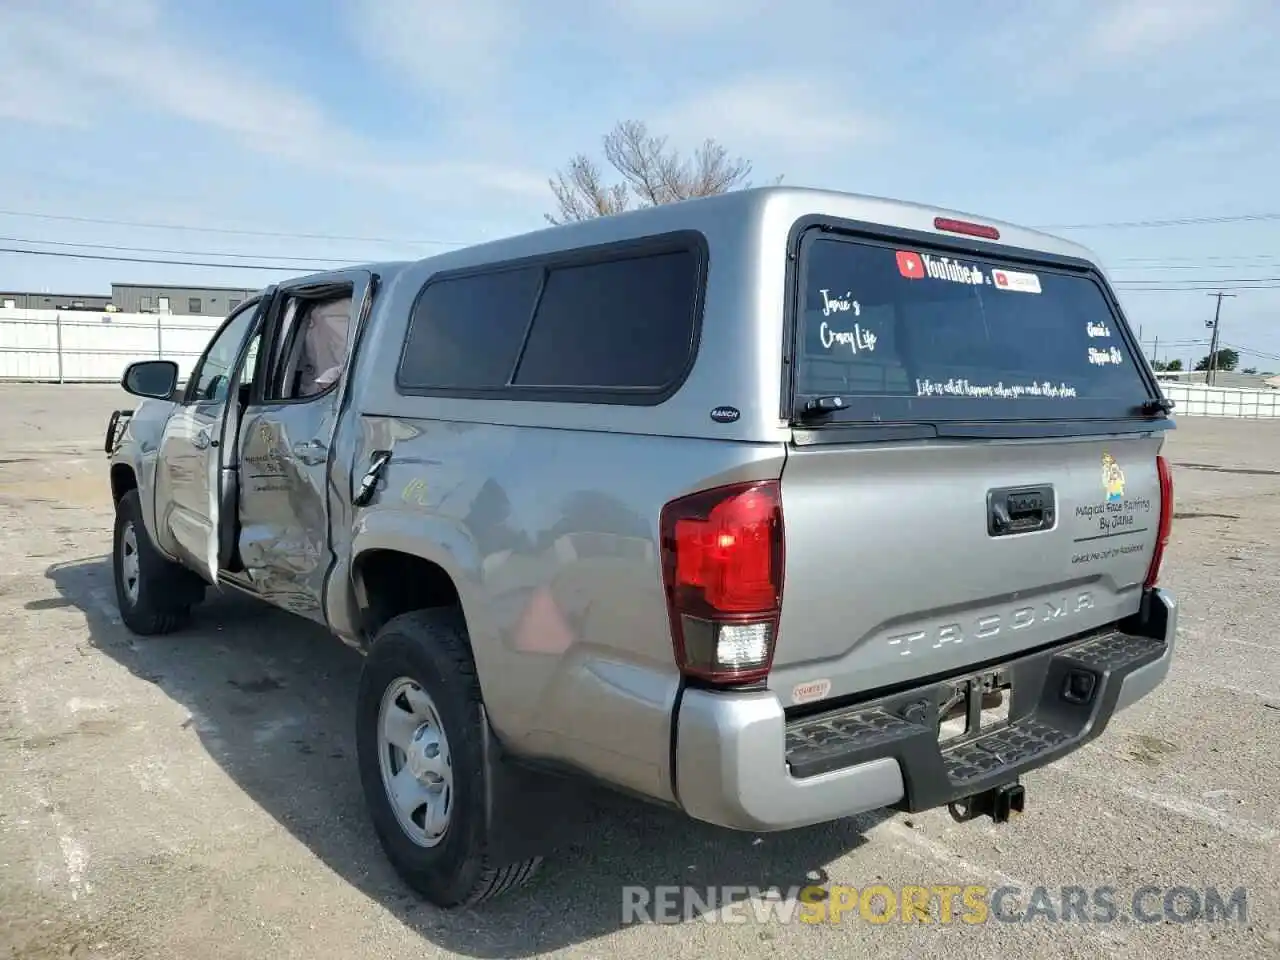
<box><xmin>2</xmin><ymin>383</ymin><xmax>1278</xmax><ymax>959</ymax></box>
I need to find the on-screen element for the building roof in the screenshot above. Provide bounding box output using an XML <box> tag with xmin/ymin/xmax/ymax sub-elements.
<box><xmin>110</xmin><ymin>282</ymin><xmax>257</xmax><ymax>292</ymax></box>
<box><xmin>0</xmin><ymin>290</ymin><xmax>107</xmax><ymax>299</ymax></box>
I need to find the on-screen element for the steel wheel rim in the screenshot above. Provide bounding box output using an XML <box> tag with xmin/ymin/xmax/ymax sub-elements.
<box><xmin>377</xmin><ymin>677</ymin><xmax>454</xmax><ymax>847</ymax></box>
<box><xmin>120</xmin><ymin>521</ymin><xmax>141</xmax><ymax>606</ymax></box>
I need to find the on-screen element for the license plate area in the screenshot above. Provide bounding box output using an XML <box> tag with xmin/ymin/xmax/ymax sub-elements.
<box><xmin>937</xmin><ymin>668</ymin><xmax>1012</xmax><ymax>744</ymax></box>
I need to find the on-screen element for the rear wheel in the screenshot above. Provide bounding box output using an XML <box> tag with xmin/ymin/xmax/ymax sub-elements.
<box><xmin>356</xmin><ymin>608</ymin><xmax>543</xmax><ymax>907</ymax></box>
<box><xmin>112</xmin><ymin>489</ymin><xmax>205</xmax><ymax>635</ymax></box>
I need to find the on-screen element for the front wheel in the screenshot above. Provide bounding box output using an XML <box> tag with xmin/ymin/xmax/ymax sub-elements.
<box><xmin>356</xmin><ymin>608</ymin><xmax>543</xmax><ymax>907</ymax></box>
<box><xmin>112</xmin><ymin>489</ymin><xmax>205</xmax><ymax>635</ymax></box>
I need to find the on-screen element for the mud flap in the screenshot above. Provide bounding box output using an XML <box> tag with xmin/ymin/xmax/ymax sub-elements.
<box><xmin>479</xmin><ymin>706</ymin><xmax>592</xmax><ymax>864</ymax></box>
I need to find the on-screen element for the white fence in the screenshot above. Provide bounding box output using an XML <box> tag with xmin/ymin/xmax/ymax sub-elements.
<box><xmin>0</xmin><ymin>308</ymin><xmax>223</xmax><ymax>383</ymax></box>
<box><xmin>1161</xmin><ymin>382</ymin><xmax>1280</xmax><ymax>418</ymax></box>
<box><xmin>3</xmin><ymin>309</ymin><xmax>1279</xmax><ymax>420</ymax></box>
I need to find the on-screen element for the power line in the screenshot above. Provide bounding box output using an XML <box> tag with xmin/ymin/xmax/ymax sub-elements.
<box><xmin>0</xmin><ymin>208</ymin><xmax>473</xmax><ymax>247</ymax></box>
<box><xmin>1141</xmin><ymin>339</ymin><xmax>1280</xmax><ymax>369</ymax></box>
<box><xmin>6</xmin><ymin>204</ymin><xmax>1278</xmax><ymax>245</ymax></box>
<box><xmin>5</xmin><ymin>242</ymin><xmax>1280</xmax><ymax>289</ymax></box>
<box><xmin>3</xmin><ymin>245</ymin><xmax>1278</xmax><ymax>289</ymax></box>
<box><xmin>0</xmin><ymin>235</ymin><xmax>364</xmax><ymax>265</ymax></box>
<box><xmin>1114</xmin><ymin>253</ymin><xmax>1280</xmax><ymax>264</ymax></box>
<box><xmin>0</xmin><ymin>246</ymin><xmax>310</xmax><ymax>272</ymax></box>
<box><xmin>19</xmin><ymin>233</ymin><xmax>1275</xmax><ymax>274</ymax></box>
<box><xmin>1037</xmin><ymin>212</ymin><xmax>1280</xmax><ymax>230</ymax></box>
<box><xmin>1111</xmin><ymin>262</ymin><xmax>1280</xmax><ymax>271</ymax></box>
<box><xmin>1223</xmin><ymin>341</ymin><xmax>1280</xmax><ymax>363</ymax></box>
<box><xmin>1111</xmin><ymin>283</ymin><xmax>1280</xmax><ymax>292</ymax></box>
<box><xmin>1112</xmin><ymin>277</ymin><xmax>1280</xmax><ymax>285</ymax></box>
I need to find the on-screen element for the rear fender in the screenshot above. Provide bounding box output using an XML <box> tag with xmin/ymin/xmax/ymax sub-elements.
<box><xmin>346</xmin><ymin>509</ymin><xmax>484</xmax><ymax>636</ymax></box>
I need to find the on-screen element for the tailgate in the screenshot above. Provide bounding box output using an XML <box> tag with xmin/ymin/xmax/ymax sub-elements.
<box><xmin>772</xmin><ymin>434</ymin><xmax>1161</xmax><ymax>703</ymax></box>
<box><xmin>772</xmin><ymin>221</ymin><xmax>1170</xmax><ymax>707</ymax></box>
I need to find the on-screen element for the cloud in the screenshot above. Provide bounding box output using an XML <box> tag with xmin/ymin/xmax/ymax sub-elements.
<box><xmin>657</xmin><ymin>74</ymin><xmax>885</xmax><ymax>169</ymax></box>
<box><xmin>349</xmin><ymin>0</ymin><xmax>522</xmax><ymax>99</ymax></box>
<box><xmin>602</xmin><ymin>0</ymin><xmax>782</xmax><ymax>34</ymax></box>
<box><xmin>1081</xmin><ymin>0</ymin><xmax>1241</xmax><ymax>61</ymax></box>
<box><xmin>0</xmin><ymin>0</ymin><xmax>545</xmax><ymax>205</ymax></box>
<box><xmin>0</xmin><ymin>0</ymin><xmax>119</xmax><ymax>127</ymax></box>
<box><xmin>976</xmin><ymin>0</ymin><xmax>1252</xmax><ymax>95</ymax></box>
<box><xmin>0</xmin><ymin>57</ymin><xmax>94</xmax><ymax>129</ymax></box>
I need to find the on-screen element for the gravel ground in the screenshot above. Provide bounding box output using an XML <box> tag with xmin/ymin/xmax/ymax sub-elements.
<box><xmin>1</xmin><ymin>383</ymin><xmax>1278</xmax><ymax>960</ymax></box>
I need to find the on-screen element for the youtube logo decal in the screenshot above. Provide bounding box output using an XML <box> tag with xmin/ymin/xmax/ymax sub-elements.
<box><xmin>896</xmin><ymin>250</ymin><xmax>925</xmax><ymax>279</ymax></box>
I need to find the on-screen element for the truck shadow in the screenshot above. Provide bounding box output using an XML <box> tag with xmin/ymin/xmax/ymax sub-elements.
<box><xmin>45</xmin><ymin>556</ymin><xmax>886</xmax><ymax>957</ymax></box>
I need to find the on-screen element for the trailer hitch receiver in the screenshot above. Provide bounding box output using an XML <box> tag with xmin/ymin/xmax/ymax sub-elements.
<box><xmin>948</xmin><ymin>781</ymin><xmax>1025</xmax><ymax>824</ymax></box>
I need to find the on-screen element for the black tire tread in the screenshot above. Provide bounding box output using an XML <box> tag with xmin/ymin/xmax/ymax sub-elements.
<box><xmin>362</xmin><ymin>608</ymin><xmax>543</xmax><ymax>907</ymax></box>
<box><xmin>466</xmin><ymin>856</ymin><xmax>545</xmax><ymax>905</ymax></box>
<box><xmin>113</xmin><ymin>489</ymin><xmax>204</xmax><ymax>635</ymax></box>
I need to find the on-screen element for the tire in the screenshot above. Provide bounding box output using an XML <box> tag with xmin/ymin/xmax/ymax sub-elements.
<box><xmin>356</xmin><ymin>608</ymin><xmax>543</xmax><ymax>907</ymax></box>
<box><xmin>112</xmin><ymin>489</ymin><xmax>206</xmax><ymax>635</ymax></box>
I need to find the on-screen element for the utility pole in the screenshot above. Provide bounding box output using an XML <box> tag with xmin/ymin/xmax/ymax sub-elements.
<box><xmin>1205</xmin><ymin>291</ymin><xmax>1236</xmax><ymax>385</ymax></box>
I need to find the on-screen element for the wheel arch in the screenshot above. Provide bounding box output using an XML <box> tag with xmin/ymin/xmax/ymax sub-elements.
<box><xmin>110</xmin><ymin>462</ymin><xmax>138</xmax><ymax>504</ymax></box>
<box><xmin>352</xmin><ymin>547</ymin><xmax>465</xmax><ymax>639</ymax></box>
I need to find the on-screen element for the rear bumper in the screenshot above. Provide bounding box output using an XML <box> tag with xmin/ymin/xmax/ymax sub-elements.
<box><xmin>673</xmin><ymin>587</ymin><xmax>1177</xmax><ymax>832</ymax></box>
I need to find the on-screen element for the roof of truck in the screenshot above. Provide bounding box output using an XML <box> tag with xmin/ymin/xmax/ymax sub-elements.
<box><xmin>280</xmin><ymin>186</ymin><xmax>1102</xmax><ymax>289</ymax></box>
<box><xmin>393</xmin><ymin>185</ymin><xmax>1103</xmax><ymax>278</ymax></box>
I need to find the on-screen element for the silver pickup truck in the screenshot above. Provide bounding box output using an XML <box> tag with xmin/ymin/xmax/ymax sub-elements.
<box><xmin>105</xmin><ymin>186</ymin><xmax>1177</xmax><ymax>908</ymax></box>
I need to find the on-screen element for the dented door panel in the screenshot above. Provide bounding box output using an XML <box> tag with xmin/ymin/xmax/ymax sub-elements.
<box><xmin>237</xmin><ymin>410</ymin><xmax>336</xmax><ymax>619</ymax></box>
<box><xmin>233</xmin><ymin>271</ymin><xmax>372</xmax><ymax>621</ymax></box>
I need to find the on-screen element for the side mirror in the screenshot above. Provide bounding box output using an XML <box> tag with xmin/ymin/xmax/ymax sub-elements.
<box><xmin>121</xmin><ymin>360</ymin><xmax>179</xmax><ymax>400</ymax></box>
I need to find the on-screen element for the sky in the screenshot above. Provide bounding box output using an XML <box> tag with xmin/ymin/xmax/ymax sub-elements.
<box><xmin>2</xmin><ymin>0</ymin><xmax>1279</xmax><ymax>372</ymax></box>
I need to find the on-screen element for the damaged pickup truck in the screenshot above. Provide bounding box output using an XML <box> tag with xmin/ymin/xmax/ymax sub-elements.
<box><xmin>105</xmin><ymin>186</ymin><xmax>1178</xmax><ymax>908</ymax></box>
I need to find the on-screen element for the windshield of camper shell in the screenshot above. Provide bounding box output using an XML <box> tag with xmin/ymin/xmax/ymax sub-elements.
<box><xmin>794</xmin><ymin>237</ymin><xmax>1152</xmax><ymax>419</ymax></box>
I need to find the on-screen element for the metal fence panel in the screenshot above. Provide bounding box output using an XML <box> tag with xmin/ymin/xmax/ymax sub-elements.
<box><xmin>0</xmin><ymin>308</ymin><xmax>223</xmax><ymax>382</ymax></box>
<box><xmin>1161</xmin><ymin>383</ymin><xmax>1280</xmax><ymax>418</ymax></box>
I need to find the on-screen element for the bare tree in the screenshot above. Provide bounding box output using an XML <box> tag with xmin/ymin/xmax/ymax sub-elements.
<box><xmin>546</xmin><ymin>120</ymin><xmax>775</xmax><ymax>225</ymax></box>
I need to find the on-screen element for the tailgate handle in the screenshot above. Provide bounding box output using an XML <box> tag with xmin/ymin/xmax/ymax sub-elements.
<box><xmin>988</xmin><ymin>485</ymin><xmax>1055</xmax><ymax>537</ymax></box>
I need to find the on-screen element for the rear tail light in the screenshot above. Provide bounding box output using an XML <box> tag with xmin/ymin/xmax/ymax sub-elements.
<box><xmin>934</xmin><ymin>216</ymin><xmax>1001</xmax><ymax>240</ymax></box>
<box><xmin>659</xmin><ymin>480</ymin><xmax>784</xmax><ymax>685</ymax></box>
<box><xmin>1144</xmin><ymin>454</ymin><xmax>1174</xmax><ymax>589</ymax></box>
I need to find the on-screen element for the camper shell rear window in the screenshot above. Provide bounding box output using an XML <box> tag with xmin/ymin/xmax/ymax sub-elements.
<box><xmin>791</xmin><ymin>233</ymin><xmax>1156</xmax><ymax>423</ymax></box>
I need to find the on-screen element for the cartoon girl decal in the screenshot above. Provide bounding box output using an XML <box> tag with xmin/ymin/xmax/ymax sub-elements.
<box><xmin>1102</xmin><ymin>452</ymin><xmax>1125</xmax><ymax>503</ymax></box>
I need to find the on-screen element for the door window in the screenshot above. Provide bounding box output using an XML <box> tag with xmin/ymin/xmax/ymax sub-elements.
<box><xmin>263</xmin><ymin>292</ymin><xmax>354</xmax><ymax>401</ymax></box>
<box><xmin>187</xmin><ymin>303</ymin><xmax>259</xmax><ymax>404</ymax></box>
<box><xmin>242</xmin><ymin>335</ymin><xmax>261</xmax><ymax>385</ymax></box>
